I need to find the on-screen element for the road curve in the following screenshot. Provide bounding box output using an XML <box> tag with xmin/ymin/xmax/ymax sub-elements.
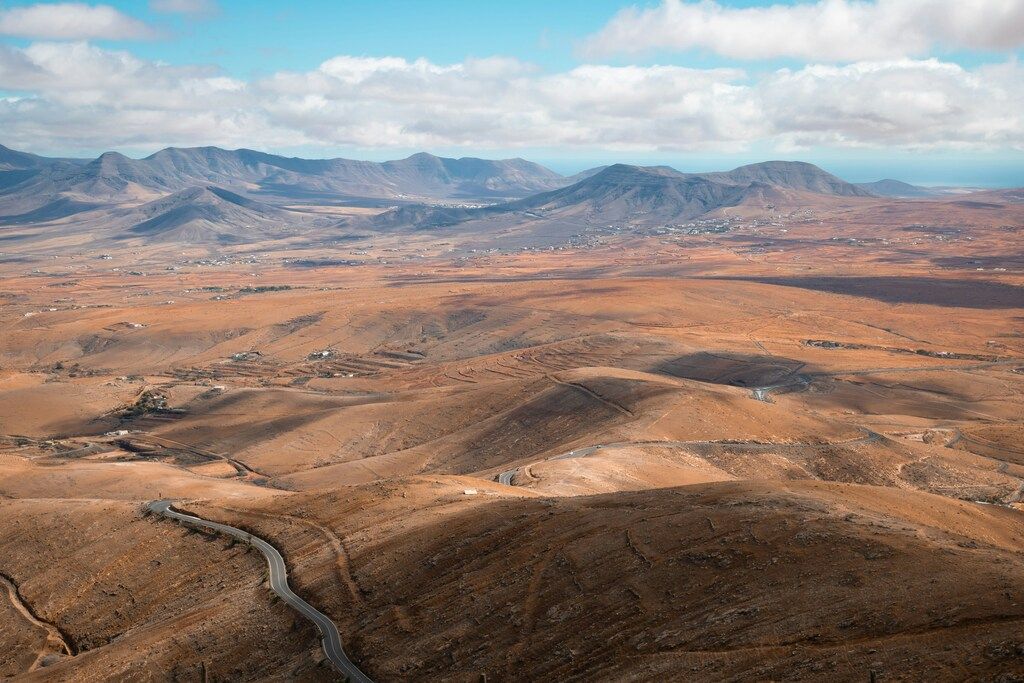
<box><xmin>147</xmin><ymin>500</ymin><xmax>372</xmax><ymax>683</ymax></box>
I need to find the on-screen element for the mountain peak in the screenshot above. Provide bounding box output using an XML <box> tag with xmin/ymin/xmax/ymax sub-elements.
<box><xmin>855</xmin><ymin>178</ymin><xmax>936</xmax><ymax>198</ymax></box>
<box><xmin>90</xmin><ymin>151</ymin><xmax>136</xmax><ymax>172</ymax></box>
<box><xmin>96</xmin><ymin>151</ymin><xmax>131</xmax><ymax>162</ymax></box>
<box><xmin>156</xmin><ymin>184</ymin><xmax>257</xmax><ymax>207</ymax></box>
<box><xmin>125</xmin><ymin>183</ymin><xmax>291</xmax><ymax>243</ymax></box>
<box><xmin>0</xmin><ymin>143</ymin><xmax>49</xmax><ymax>170</ymax></box>
<box><xmin>713</xmin><ymin>160</ymin><xmax>873</xmax><ymax>197</ymax></box>
<box><xmin>588</xmin><ymin>164</ymin><xmax>686</xmax><ymax>182</ymax></box>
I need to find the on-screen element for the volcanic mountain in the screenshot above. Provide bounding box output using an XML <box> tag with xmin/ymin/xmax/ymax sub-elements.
<box><xmin>855</xmin><ymin>178</ymin><xmax>941</xmax><ymax>198</ymax></box>
<box><xmin>117</xmin><ymin>185</ymin><xmax>313</xmax><ymax>244</ymax></box>
<box><xmin>0</xmin><ymin>143</ymin><xmax>58</xmax><ymax>171</ymax></box>
<box><xmin>701</xmin><ymin>160</ymin><xmax>873</xmax><ymax>197</ymax></box>
<box><xmin>512</xmin><ymin>164</ymin><xmax>767</xmax><ymax>220</ymax></box>
<box><xmin>0</xmin><ymin>145</ymin><xmax>568</xmax><ymax>219</ymax></box>
<box><xmin>0</xmin><ymin>151</ymin><xmax>172</xmax><ymax>217</ymax></box>
<box><xmin>372</xmin><ymin>161</ymin><xmax>876</xmax><ymax>232</ymax></box>
<box><xmin>0</xmin><ymin>144</ymin><xmax>85</xmax><ymax>198</ymax></box>
<box><xmin>119</xmin><ymin>147</ymin><xmax>568</xmax><ymax>200</ymax></box>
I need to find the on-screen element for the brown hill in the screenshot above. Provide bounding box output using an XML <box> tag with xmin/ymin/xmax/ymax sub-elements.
<box><xmin>194</xmin><ymin>476</ymin><xmax>1024</xmax><ymax>681</ymax></box>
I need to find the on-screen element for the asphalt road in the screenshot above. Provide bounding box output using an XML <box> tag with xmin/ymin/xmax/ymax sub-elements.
<box><xmin>148</xmin><ymin>500</ymin><xmax>373</xmax><ymax>683</ymax></box>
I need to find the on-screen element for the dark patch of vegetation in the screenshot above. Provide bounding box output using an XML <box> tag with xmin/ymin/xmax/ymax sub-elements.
<box><xmin>237</xmin><ymin>285</ymin><xmax>294</xmax><ymax>295</ymax></box>
<box><xmin>275</xmin><ymin>312</ymin><xmax>324</xmax><ymax>332</ymax></box>
<box><xmin>122</xmin><ymin>388</ymin><xmax>169</xmax><ymax>417</ymax></box>
<box><xmin>287</xmin><ymin>258</ymin><xmax>360</xmax><ymax>268</ymax></box>
<box><xmin>804</xmin><ymin>339</ymin><xmax>1002</xmax><ymax>362</ymax></box>
<box><xmin>710</xmin><ymin>276</ymin><xmax>1024</xmax><ymax>309</ymax></box>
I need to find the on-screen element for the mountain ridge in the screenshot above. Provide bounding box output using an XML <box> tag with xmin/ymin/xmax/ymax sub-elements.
<box><xmin>119</xmin><ymin>184</ymin><xmax>309</xmax><ymax>243</ymax></box>
<box><xmin>1</xmin><ymin>145</ymin><xmax>568</xmax><ymax>205</ymax></box>
<box><xmin>372</xmin><ymin>161</ymin><xmax>877</xmax><ymax>232</ymax></box>
<box><xmin>4</xmin><ymin>143</ymin><xmax>983</xmax><ymax>247</ymax></box>
<box><xmin>855</xmin><ymin>178</ymin><xmax>942</xmax><ymax>198</ymax></box>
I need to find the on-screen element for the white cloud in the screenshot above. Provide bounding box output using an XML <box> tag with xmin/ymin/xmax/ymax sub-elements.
<box><xmin>259</xmin><ymin>57</ymin><xmax>762</xmax><ymax>150</ymax></box>
<box><xmin>581</xmin><ymin>0</ymin><xmax>1024</xmax><ymax>61</ymax></box>
<box><xmin>0</xmin><ymin>3</ymin><xmax>157</xmax><ymax>41</ymax></box>
<box><xmin>0</xmin><ymin>43</ymin><xmax>1020</xmax><ymax>154</ymax></box>
<box><xmin>0</xmin><ymin>42</ymin><xmax>268</xmax><ymax>150</ymax></box>
<box><xmin>11</xmin><ymin>42</ymin><xmax>244</xmax><ymax>108</ymax></box>
<box><xmin>149</xmin><ymin>0</ymin><xmax>218</xmax><ymax>16</ymax></box>
<box><xmin>759</xmin><ymin>59</ymin><xmax>1024</xmax><ymax>150</ymax></box>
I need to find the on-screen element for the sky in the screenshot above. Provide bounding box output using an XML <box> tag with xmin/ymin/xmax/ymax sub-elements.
<box><xmin>0</xmin><ymin>0</ymin><xmax>1022</xmax><ymax>185</ymax></box>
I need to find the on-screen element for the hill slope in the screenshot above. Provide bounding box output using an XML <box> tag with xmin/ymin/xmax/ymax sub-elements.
<box><xmin>0</xmin><ymin>144</ymin><xmax>56</xmax><ymax>171</ymax></box>
<box><xmin>373</xmin><ymin>160</ymin><xmax>874</xmax><ymax>232</ymax></box>
<box><xmin>201</xmin><ymin>477</ymin><xmax>1024</xmax><ymax>681</ymax></box>
<box><xmin>508</xmin><ymin>164</ymin><xmax>764</xmax><ymax>220</ymax></box>
<box><xmin>119</xmin><ymin>185</ymin><xmax>309</xmax><ymax>243</ymax></box>
<box><xmin>0</xmin><ymin>145</ymin><xmax>84</xmax><ymax>197</ymax></box>
<box><xmin>703</xmin><ymin>160</ymin><xmax>873</xmax><ymax>197</ymax></box>
<box><xmin>856</xmin><ymin>178</ymin><xmax>941</xmax><ymax>197</ymax></box>
<box><xmin>0</xmin><ymin>145</ymin><xmax>569</xmax><ymax>213</ymax></box>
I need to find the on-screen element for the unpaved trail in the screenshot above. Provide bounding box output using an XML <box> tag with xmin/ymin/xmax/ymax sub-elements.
<box><xmin>0</xmin><ymin>571</ymin><xmax>74</xmax><ymax>671</ymax></box>
<box><xmin>494</xmin><ymin>430</ymin><xmax>883</xmax><ymax>487</ymax></box>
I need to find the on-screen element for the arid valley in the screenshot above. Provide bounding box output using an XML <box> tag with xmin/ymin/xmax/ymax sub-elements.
<box><xmin>0</xmin><ymin>139</ymin><xmax>1022</xmax><ymax>681</ymax></box>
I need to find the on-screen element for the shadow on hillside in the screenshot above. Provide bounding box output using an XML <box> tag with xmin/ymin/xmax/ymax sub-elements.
<box><xmin>709</xmin><ymin>276</ymin><xmax>1024</xmax><ymax>309</ymax></box>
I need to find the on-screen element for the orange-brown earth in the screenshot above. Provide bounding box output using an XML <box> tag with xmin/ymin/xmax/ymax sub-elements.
<box><xmin>1</xmin><ymin>192</ymin><xmax>1023</xmax><ymax>680</ymax></box>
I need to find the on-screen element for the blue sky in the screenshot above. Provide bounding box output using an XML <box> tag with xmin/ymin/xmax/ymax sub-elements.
<box><xmin>4</xmin><ymin>0</ymin><xmax>757</xmax><ymax>73</ymax></box>
<box><xmin>0</xmin><ymin>0</ymin><xmax>1021</xmax><ymax>185</ymax></box>
<box><xmin>6</xmin><ymin>0</ymin><xmax>1010</xmax><ymax>80</ymax></box>
<box><xmin>102</xmin><ymin>1</ymin><xmax>632</xmax><ymax>76</ymax></box>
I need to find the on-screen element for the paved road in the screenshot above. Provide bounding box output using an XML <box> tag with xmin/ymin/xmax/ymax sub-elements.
<box><xmin>494</xmin><ymin>431</ymin><xmax>882</xmax><ymax>487</ymax></box>
<box><xmin>148</xmin><ymin>500</ymin><xmax>372</xmax><ymax>683</ymax></box>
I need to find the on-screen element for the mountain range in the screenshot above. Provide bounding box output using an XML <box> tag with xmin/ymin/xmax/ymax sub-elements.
<box><xmin>0</xmin><ymin>144</ymin><xmax>567</xmax><ymax>209</ymax></box>
<box><xmin>0</xmin><ymin>143</ymin><xmax>955</xmax><ymax>245</ymax></box>
<box><xmin>371</xmin><ymin>161</ymin><xmax>874</xmax><ymax>232</ymax></box>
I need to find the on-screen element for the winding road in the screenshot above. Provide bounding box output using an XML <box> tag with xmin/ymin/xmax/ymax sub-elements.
<box><xmin>147</xmin><ymin>500</ymin><xmax>372</xmax><ymax>683</ymax></box>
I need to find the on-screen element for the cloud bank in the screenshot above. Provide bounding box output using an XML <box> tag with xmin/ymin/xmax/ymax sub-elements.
<box><xmin>581</xmin><ymin>0</ymin><xmax>1024</xmax><ymax>61</ymax></box>
<box><xmin>0</xmin><ymin>42</ymin><xmax>1020</xmax><ymax>154</ymax></box>
<box><xmin>0</xmin><ymin>3</ymin><xmax>157</xmax><ymax>40</ymax></box>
